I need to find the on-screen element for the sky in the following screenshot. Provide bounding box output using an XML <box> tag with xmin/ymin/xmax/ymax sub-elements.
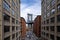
<box><xmin>20</xmin><ymin>0</ymin><xmax>41</xmax><ymax>22</ymax></box>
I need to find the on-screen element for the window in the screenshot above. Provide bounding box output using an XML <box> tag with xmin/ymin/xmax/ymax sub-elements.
<box><xmin>12</xmin><ymin>0</ymin><xmax>15</xmax><ymax>6</ymax></box>
<box><xmin>57</xmin><ymin>26</ymin><xmax>60</xmax><ymax>32</ymax></box>
<box><xmin>50</xmin><ymin>34</ymin><xmax>54</xmax><ymax>40</ymax></box>
<box><xmin>57</xmin><ymin>15</ymin><xmax>60</xmax><ymax>22</ymax></box>
<box><xmin>44</xmin><ymin>27</ymin><xmax>45</xmax><ymax>30</ymax></box>
<box><xmin>50</xmin><ymin>26</ymin><xmax>54</xmax><ymax>31</ymax></box>
<box><xmin>46</xmin><ymin>33</ymin><xmax>49</xmax><ymax>37</ymax></box>
<box><xmin>42</xmin><ymin>32</ymin><xmax>44</xmax><ymax>35</ymax></box>
<box><xmin>46</xmin><ymin>26</ymin><xmax>49</xmax><ymax>31</ymax></box>
<box><xmin>12</xmin><ymin>18</ymin><xmax>15</xmax><ymax>24</ymax></box>
<box><xmin>19</xmin><ymin>36</ymin><xmax>20</xmax><ymax>40</ymax></box>
<box><xmin>12</xmin><ymin>34</ymin><xmax>15</xmax><ymax>39</ymax></box>
<box><xmin>57</xmin><ymin>36</ymin><xmax>60</xmax><ymax>40</ymax></box>
<box><xmin>3</xmin><ymin>13</ymin><xmax>10</xmax><ymax>21</ymax></box>
<box><xmin>12</xmin><ymin>9</ymin><xmax>15</xmax><ymax>15</ymax></box>
<box><xmin>50</xmin><ymin>17</ymin><xmax>55</xmax><ymax>23</ymax></box>
<box><xmin>16</xmin><ymin>20</ymin><xmax>18</xmax><ymax>24</ymax></box>
<box><xmin>51</xmin><ymin>9</ymin><xmax>55</xmax><ymax>15</ymax></box>
<box><xmin>57</xmin><ymin>4</ymin><xmax>60</xmax><ymax>12</ymax></box>
<box><xmin>43</xmin><ymin>32</ymin><xmax>45</xmax><ymax>36</ymax></box>
<box><xmin>12</xmin><ymin>26</ymin><xmax>15</xmax><ymax>31</ymax></box>
<box><xmin>16</xmin><ymin>33</ymin><xmax>18</xmax><ymax>37</ymax></box>
<box><xmin>16</xmin><ymin>26</ymin><xmax>19</xmax><ymax>30</ymax></box>
<box><xmin>16</xmin><ymin>13</ymin><xmax>19</xmax><ymax>18</ymax></box>
<box><xmin>4</xmin><ymin>26</ymin><xmax>10</xmax><ymax>33</ymax></box>
<box><xmin>44</xmin><ymin>21</ymin><xmax>45</xmax><ymax>24</ymax></box>
<box><xmin>51</xmin><ymin>0</ymin><xmax>55</xmax><ymax>7</ymax></box>
<box><xmin>3</xmin><ymin>1</ymin><xmax>10</xmax><ymax>11</ymax></box>
<box><xmin>4</xmin><ymin>36</ymin><xmax>10</xmax><ymax>40</ymax></box>
<box><xmin>46</xmin><ymin>19</ymin><xmax>49</xmax><ymax>24</ymax></box>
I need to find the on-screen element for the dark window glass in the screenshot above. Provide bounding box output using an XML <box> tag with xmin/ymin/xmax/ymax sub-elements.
<box><xmin>46</xmin><ymin>33</ymin><xmax>49</xmax><ymax>37</ymax></box>
<box><xmin>42</xmin><ymin>32</ymin><xmax>44</xmax><ymax>35</ymax></box>
<box><xmin>44</xmin><ymin>27</ymin><xmax>45</xmax><ymax>30</ymax></box>
<box><xmin>16</xmin><ymin>33</ymin><xmax>18</xmax><ymax>37</ymax></box>
<box><xmin>44</xmin><ymin>21</ymin><xmax>45</xmax><ymax>24</ymax></box>
<box><xmin>12</xmin><ymin>18</ymin><xmax>15</xmax><ymax>24</ymax></box>
<box><xmin>44</xmin><ymin>32</ymin><xmax>45</xmax><ymax>36</ymax></box>
<box><xmin>12</xmin><ymin>26</ymin><xmax>15</xmax><ymax>31</ymax></box>
<box><xmin>4</xmin><ymin>36</ymin><xmax>10</xmax><ymax>40</ymax></box>
<box><xmin>4</xmin><ymin>26</ymin><xmax>10</xmax><ymax>33</ymax></box>
<box><xmin>50</xmin><ymin>34</ymin><xmax>54</xmax><ymax>40</ymax></box>
<box><xmin>50</xmin><ymin>26</ymin><xmax>54</xmax><ymax>31</ymax></box>
<box><xmin>3</xmin><ymin>13</ymin><xmax>10</xmax><ymax>21</ymax></box>
<box><xmin>16</xmin><ymin>20</ymin><xmax>18</xmax><ymax>24</ymax></box>
<box><xmin>16</xmin><ymin>26</ymin><xmax>18</xmax><ymax>30</ymax></box>
<box><xmin>50</xmin><ymin>17</ymin><xmax>55</xmax><ymax>23</ymax></box>
<box><xmin>12</xmin><ymin>34</ymin><xmax>15</xmax><ymax>39</ymax></box>
<box><xmin>57</xmin><ymin>26</ymin><xmax>60</xmax><ymax>32</ymax></box>
<box><xmin>46</xmin><ymin>26</ymin><xmax>49</xmax><ymax>31</ymax></box>
<box><xmin>57</xmin><ymin>36</ymin><xmax>60</xmax><ymax>40</ymax></box>
<box><xmin>46</xmin><ymin>19</ymin><xmax>49</xmax><ymax>24</ymax></box>
<box><xmin>57</xmin><ymin>15</ymin><xmax>60</xmax><ymax>22</ymax></box>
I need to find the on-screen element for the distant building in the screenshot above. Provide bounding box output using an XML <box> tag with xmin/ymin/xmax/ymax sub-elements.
<box><xmin>33</xmin><ymin>15</ymin><xmax>41</xmax><ymax>38</ymax></box>
<box><xmin>21</xmin><ymin>17</ymin><xmax>26</xmax><ymax>40</ymax></box>
<box><xmin>41</xmin><ymin>0</ymin><xmax>60</xmax><ymax>40</ymax></box>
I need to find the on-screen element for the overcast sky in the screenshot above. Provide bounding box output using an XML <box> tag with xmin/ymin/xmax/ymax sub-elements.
<box><xmin>20</xmin><ymin>0</ymin><xmax>41</xmax><ymax>22</ymax></box>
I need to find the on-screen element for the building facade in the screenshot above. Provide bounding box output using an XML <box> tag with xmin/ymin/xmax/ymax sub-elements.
<box><xmin>21</xmin><ymin>17</ymin><xmax>26</xmax><ymax>40</ymax></box>
<box><xmin>33</xmin><ymin>15</ymin><xmax>41</xmax><ymax>38</ymax></box>
<box><xmin>41</xmin><ymin>0</ymin><xmax>60</xmax><ymax>40</ymax></box>
<box><xmin>0</xmin><ymin>0</ymin><xmax>20</xmax><ymax>40</ymax></box>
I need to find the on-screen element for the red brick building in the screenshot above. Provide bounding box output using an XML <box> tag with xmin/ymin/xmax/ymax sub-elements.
<box><xmin>20</xmin><ymin>17</ymin><xmax>26</xmax><ymax>39</ymax></box>
<box><xmin>33</xmin><ymin>15</ymin><xmax>41</xmax><ymax>37</ymax></box>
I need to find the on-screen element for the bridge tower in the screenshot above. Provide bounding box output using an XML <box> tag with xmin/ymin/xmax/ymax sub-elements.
<box><xmin>27</xmin><ymin>13</ymin><xmax>33</xmax><ymax>35</ymax></box>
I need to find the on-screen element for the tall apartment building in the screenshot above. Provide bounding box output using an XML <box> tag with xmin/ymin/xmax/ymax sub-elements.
<box><xmin>20</xmin><ymin>17</ymin><xmax>26</xmax><ymax>40</ymax></box>
<box><xmin>33</xmin><ymin>15</ymin><xmax>41</xmax><ymax>38</ymax></box>
<box><xmin>41</xmin><ymin>0</ymin><xmax>60</xmax><ymax>40</ymax></box>
<box><xmin>0</xmin><ymin>0</ymin><xmax>20</xmax><ymax>40</ymax></box>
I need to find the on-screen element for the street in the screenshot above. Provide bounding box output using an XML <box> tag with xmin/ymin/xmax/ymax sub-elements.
<box><xmin>24</xmin><ymin>31</ymin><xmax>38</xmax><ymax>40</ymax></box>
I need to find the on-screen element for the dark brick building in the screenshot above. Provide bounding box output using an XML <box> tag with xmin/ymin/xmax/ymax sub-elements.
<box><xmin>21</xmin><ymin>17</ymin><xmax>26</xmax><ymax>39</ymax></box>
<box><xmin>33</xmin><ymin>15</ymin><xmax>41</xmax><ymax>38</ymax></box>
